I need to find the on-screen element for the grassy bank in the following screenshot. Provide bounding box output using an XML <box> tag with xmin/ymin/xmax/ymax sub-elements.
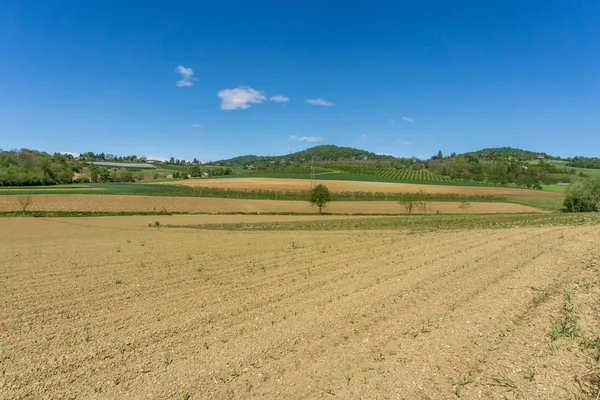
<box><xmin>174</xmin><ymin>213</ymin><xmax>600</xmax><ymax>232</ymax></box>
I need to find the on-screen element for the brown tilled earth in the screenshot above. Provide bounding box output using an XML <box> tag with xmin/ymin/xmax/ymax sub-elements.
<box><xmin>153</xmin><ymin>177</ymin><xmax>563</xmax><ymax>199</ymax></box>
<box><xmin>0</xmin><ymin>217</ymin><xmax>598</xmax><ymax>399</ymax></box>
<box><xmin>0</xmin><ymin>194</ymin><xmax>542</xmax><ymax>214</ymax></box>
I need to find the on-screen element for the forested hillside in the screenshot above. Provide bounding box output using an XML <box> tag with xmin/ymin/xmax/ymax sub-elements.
<box><xmin>0</xmin><ymin>149</ymin><xmax>80</xmax><ymax>186</ymax></box>
<box><xmin>212</xmin><ymin>145</ymin><xmax>392</xmax><ymax>167</ymax></box>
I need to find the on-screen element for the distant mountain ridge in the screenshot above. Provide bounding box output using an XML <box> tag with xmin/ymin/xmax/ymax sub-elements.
<box><xmin>211</xmin><ymin>145</ymin><xmax>394</xmax><ymax>165</ymax></box>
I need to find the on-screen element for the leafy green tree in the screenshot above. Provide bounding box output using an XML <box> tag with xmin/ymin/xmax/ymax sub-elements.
<box><xmin>563</xmin><ymin>178</ymin><xmax>600</xmax><ymax>212</ymax></box>
<box><xmin>308</xmin><ymin>184</ymin><xmax>331</xmax><ymax>214</ymax></box>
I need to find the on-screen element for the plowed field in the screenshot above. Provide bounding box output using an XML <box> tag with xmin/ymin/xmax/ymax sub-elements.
<box><xmin>154</xmin><ymin>177</ymin><xmax>563</xmax><ymax>199</ymax></box>
<box><xmin>1</xmin><ymin>217</ymin><xmax>598</xmax><ymax>399</ymax></box>
<box><xmin>0</xmin><ymin>194</ymin><xmax>542</xmax><ymax>214</ymax></box>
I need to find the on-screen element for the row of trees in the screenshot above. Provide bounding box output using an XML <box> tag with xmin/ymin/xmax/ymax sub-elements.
<box><xmin>567</xmin><ymin>157</ymin><xmax>600</xmax><ymax>170</ymax></box>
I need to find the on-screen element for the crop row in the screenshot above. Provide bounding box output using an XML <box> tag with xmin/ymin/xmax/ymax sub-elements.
<box><xmin>327</xmin><ymin>165</ymin><xmax>457</xmax><ymax>182</ymax></box>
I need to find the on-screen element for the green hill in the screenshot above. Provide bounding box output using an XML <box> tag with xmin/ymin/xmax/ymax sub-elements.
<box><xmin>462</xmin><ymin>147</ymin><xmax>558</xmax><ymax>161</ymax></box>
<box><xmin>212</xmin><ymin>145</ymin><xmax>393</xmax><ymax>166</ymax></box>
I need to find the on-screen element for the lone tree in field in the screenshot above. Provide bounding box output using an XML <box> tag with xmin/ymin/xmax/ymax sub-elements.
<box><xmin>308</xmin><ymin>184</ymin><xmax>331</xmax><ymax>214</ymax></box>
<box><xmin>16</xmin><ymin>195</ymin><xmax>33</xmax><ymax>216</ymax></box>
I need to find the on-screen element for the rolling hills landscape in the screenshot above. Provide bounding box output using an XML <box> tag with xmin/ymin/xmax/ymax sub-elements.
<box><xmin>3</xmin><ymin>2</ymin><xmax>600</xmax><ymax>399</ymax></box>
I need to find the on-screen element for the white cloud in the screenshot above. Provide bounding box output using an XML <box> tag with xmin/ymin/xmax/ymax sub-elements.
<box><xmin>289</xmin><ymin>135</ymin><xmax>323</xmax><ymax>143</ymax></box>
<box><xmin>402</xmin><ymin>116</ymin><xmax>415</xmax><ymax>123</ymax></box>
<box><xmin>360</xmin><ymin>134</ymin><xmax>368</xmax><ymax>138</ymax></box>
<box><xmin>396</xmin><ymin>139</ymin><xmax>412</xmax><ymax>145</ymax></box>
<box><xmin>175</xmin><ymin>66</ymin><xmax>196</xmax><ymax>87</ymax></box>
<box><xmin>306</xmin><ymin>98</ymin><xmax>334</xmax><ymax>106</ymax></box>
<box><xmin>60</xmin><ymin>151</ymin><xmax>79</xmax><ymax>157</ymax></box>
<box><xmin>191</xmin><ymin>124</ymin><xmax>202</xmax><ymax>128</ymax></box>
<box><xmin>389</xmin><ymin>119</ymin><xmax>396</xmax><ymax>124</ymax></box>
<box><xmin>218</xmin><ymin>86</ymin><xmax>266</xmax><ymax>110</ymax></box>
<box><xmin>270</xmin><ymin>95</ymin><xmax>290</xmax><ymax>103</ymax></box>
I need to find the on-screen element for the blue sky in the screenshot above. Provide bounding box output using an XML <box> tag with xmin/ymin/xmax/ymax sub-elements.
<box><xmin>1</xmin><ymin>1</ymin><xmax>598</xmax><ymax>161</ymax></box>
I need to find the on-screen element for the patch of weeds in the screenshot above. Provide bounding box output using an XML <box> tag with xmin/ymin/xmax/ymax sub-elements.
<box><xmin>454</xmin><ymin>375</ymin><xmax>472</xmax><ymax>398</ymax></box>
<box><xmin>288</xmin><ymin>346</ymin><xmax>296</xmax><ymax>353</ymax></box>
<box><xmin>113</xmin><ymin>376</ymin><xmax>120</xmax><ymax>386</ymax></box>
<box><xmin>182</xmin><ymin>390</ymin><xmax>191</xmax><ymax>400</ymax></box>
<box><xmin>186</xmin><ymin>254</ymin><xmax>192</xmax><ymax>261</ymax></box>
<box><xmin>115</xmin><ymin>279</ymin><xmax>122</xmax><ymax>284</ymax></box>
<box><xmin>551</xmin><ymin>290</ymin><xmax>580</xmax><ymax>341</ymax></box>
<box><xmin>116</xmin><ymin>248</ymin><xmax>121</xmax><ymax>253</ymax></box>
<box><xmin>195</xmin><ymin>266</ymin><xmax>204</xmax><ymax>273</ymax></box>
<box><xmin>155</xmin><ymin>221</ymin><xmax>160</xmax><ymax>226</ymax></box>
<box><xmin>325</xmin><ymin>385</ymin><xmax>335</xmax><ymax>395</ymax></box>
<box><xmin>488</xmin><ymin>373</ymin><xmax>517</xmax><ymax>390</ymax></box>
<box><xmin>93</xmin><ymin>384</ymin><xmax>102</xmax><ymax>393</ymax></box>
<box><xmin>84</xmin><ymin>329</ymin><xmax>90</xmax><ymax>343</ymax></box>
<box><xmin>261</xmin><ymin>264</ymin><xmax>266</xmax><ymax>272</ymax></box>
<box><xmin>527</xmin><ymin>368</ymin><xmax>535</xmax><ymax>381</ymax></box>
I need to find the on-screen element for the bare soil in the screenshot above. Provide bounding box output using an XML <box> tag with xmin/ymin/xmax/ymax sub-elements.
<box><xmin>154</xmin><ymin>177</ymin><xmax>563</xmax><ymax>199</ymax></box>
<box><xmin>0</xmin><ymin>194</ymin><xmax>542</xmax><ymax>214</ymax></box>
<box><xmin>0</xmin><ymin>217</ymin><xmax>598</xmax><ymax>399</ymax></box>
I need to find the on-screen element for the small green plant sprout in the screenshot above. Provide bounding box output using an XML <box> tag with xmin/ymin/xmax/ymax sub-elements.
<box><xmin>84</xmin><ymin>329</ymin><xmax>90</xmax><ymax>343</ymax></box>
<box><xmin>115</xmin><ymin>279</ymin><xmax>122</xmax><ymax>284</ymax></box>
<box><xmin>532</xmin><ymin>291</ymin><xmax>547</xmax><ymax>304</ymax></box>
<box><xmin>16</xmin><ymin>195</ymin><xmax>33</xmax><ymax>216</ymax></box>
<box><xmin>325</xmin><ymin>385</ymin><xmax>335</xmax><ymax>395</ymax></box>
<box><xmin>113</xmin><ymin>375</ymin><xmax>120</xmax><ymax>385</ymax></box>
<box><xmin>527</xmin><ymin>368</ymin><xmax>535</xmax><ymax>381</ymax></box>
<box><xmin>454</xmin><ymin>375</ymin><xmax>472</xmax><ymax>398</ymax></box>
<box><xmin>186</xmin><ymin>254</ymin><xmax>192</xmax><ymax>261</ymax></box>
<box><xmin>488</xmin><ymin>372</ymin><xmax>517</xmax><ymax>390</ymax></box>
<box><xmin>345</xmin><ymin>372</ymin><xmax>352</xmax><ymax>385</ymax></box>
<box><xmin>155</xmin><ymin>221</ymin><xmax>160</xmax><ymax>226</ymax></box>
<box><xmin>182</xmin><ymin>390</ymin><xmax>191</xmax><ymax>400</ymax></box>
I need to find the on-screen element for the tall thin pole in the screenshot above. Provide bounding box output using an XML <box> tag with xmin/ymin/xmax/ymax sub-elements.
<box><xmin>310</xmin><ymin>157</ymin><xmax>316</xmax><ymax>189</ymax></box>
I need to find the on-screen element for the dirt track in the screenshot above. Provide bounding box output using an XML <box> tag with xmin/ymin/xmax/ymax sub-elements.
<box><xmin>154</xmin><ymin>177</ymin><xmax>563</xmax><ymax>199</ymax></box>
<box><xmin>0</xmin><ymin>217</ymin><xmax>598</xmax><ymax>399</ymax></box>
<box><xmin>0</xmin><ymin>194</ymin><xmax>542</xmax><ymax>214</ymax></box>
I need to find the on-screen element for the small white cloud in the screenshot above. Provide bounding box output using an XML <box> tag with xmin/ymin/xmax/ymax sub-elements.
<box><xmin>175</xmin><ymin>66</ymin><xmax>196</xmax><ymax>87</ymax></box>
<box><xmin>191</xmin><ymin>124</ymin><xmax>202</xmax><ymax>128</ymax></box>
<box><xmin>360</xmin><ymin>134</ymin><xmax>368</xmax><ymax>138</ymax></box>
<box><xmin>402</xmin><ymin>116</ymin><xmax>415</xmax><ymax>123</ymax></box>
<box><xmin>289</xmin><ymin>135</ymin><xmax>323</xmax><ymax>143</ymax></box>
<box><xmin>218</xmin><ymin>86</ymin><xmax>266</xmax><ymax>110</ymax></box>
<box><xmin>270</xmin><ymin>95</ymin><xmax>290</xmax><ymax>103</ymax></box>
<box><xmin>306</xmin><ymin>98</ymin><xmax>334</xmax><ymax>106</ymax></box>
<box><xmin>389</xmin><ymin>119</ymin><xmax>396</xmax><ymax>124</ymax></box>
<box><xmin>396</xmin><ymin>139</ymin><xmax>412</xmax><ymax>145</ymax></box>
